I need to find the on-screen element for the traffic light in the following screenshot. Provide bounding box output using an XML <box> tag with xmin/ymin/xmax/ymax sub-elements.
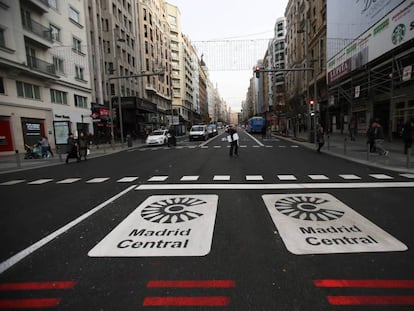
<box><xmin>309</xmin><ymin>99</ymin><xmax>315</xmax><ymax>109</ymax></box>
<box><xmin>254</xmin><ymin>66</ymin><xmax>261</xmax><ymax>78</ymax></box>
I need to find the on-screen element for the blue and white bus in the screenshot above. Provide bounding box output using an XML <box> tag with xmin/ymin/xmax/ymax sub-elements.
<box><xmin>247</xmin><ymin>117</ymin><xmax>266</xmax><ymax>133</ymax></box>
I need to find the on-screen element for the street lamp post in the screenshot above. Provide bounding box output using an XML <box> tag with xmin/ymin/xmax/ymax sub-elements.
<box><xmin>115</xmin><ymin>36</ymin><xmax>126</xmax><ymax>145</ymax></box>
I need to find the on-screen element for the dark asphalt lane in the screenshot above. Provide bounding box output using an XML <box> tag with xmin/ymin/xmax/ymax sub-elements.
<box><xmin>0</xmin><ymin>129</ymin><xmax>413</xmax><ymax>310</ymax></box>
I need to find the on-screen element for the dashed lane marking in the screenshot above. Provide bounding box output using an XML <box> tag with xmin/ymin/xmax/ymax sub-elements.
<box><xmin>86</xmin><ymin>177</ymin><xmax>110</xmax><ymax>183</ymax></box>
<box><xmin>339</xmin><ymin>174</ymin><xmax>361</xmax><ymax>180</ymax></box>
<box><xmin>213</xmin><ymin>175</ymin><xmax>231</xmax><ymax>181</ymax></box>
<box><xmin>180</xmin><ymin>176</ymin><xmax>199</xmax><ymax>181</ymax></box>
<box><xmin>0</xmin><ymin>180</ymin><xmax>25</xmax><ymax>185</ymax></box>
<box><xmin>308</xmin><ymin>175</ymin><xmax>329</xmax><ymax>180</ymax></box>
<box><xmin>56</xmin><ymin>178</ymin><xmax>81</xmax><ymax>184</ymax></box>
<box><xmin>27</xmin><ymin>179</ymin><xmax>53</xmax><ymax>185</ymax></box>
<box><xmin>369</xmin><ymin>174</ymin><xmax>394</xmax><ymax>179</ymax></box>
<box><xmin>246</xmin><ymin>175</ymin><xmax>264</xmax><ymax>181</ymax></box>
<box><xmin>148</xmin><ymin>176</ymin><xmax>168</xmax><ymax>182</ymax></box>
<box><xmin>400</xmin><ymin>173</ymin><xmax>414</xmax><ymax>178</ymax></box>
<box><xmin>117</xmin><ymin>177</ymin><xmax>139</xmax><ymax>183</ymax></box>
<box><xmin>277</xmin><ymin>175</ymin><xmax>297</xmax><ymax>181</ymax></box>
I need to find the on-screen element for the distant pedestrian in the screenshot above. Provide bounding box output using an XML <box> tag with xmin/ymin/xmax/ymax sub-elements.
<box><xmin>78</xmin><ymin>131</ymin><xmax>88</xmax><ymax>161</ymax></box>
<box><xmin>227</xmin><ymin>124</ymin><xmax>239</xmax><ymax>157</ymax></box>
<box><xmin>402</xmin><ymin>119</ymin><xmax>414</xmax><ymax>154</ymax></box>
<box><xmin>366</xmin><ymin>120</ymin><xmax>376</xmax><ymax>153</ymax></box>
<box><xmin>38</xmin><ymin>136</ymin><xmax>50</xmax><ymax>159</ymax></box>
<box><xmin>349</xmin><ymin>117</ymin><xmax>357</xmax><ymax>141</ymax></box>
<box><xmin>66</xmin><ymin>133</ymin><xmax>80</xmax><ymax>164</ymax></box>
<box><xmin>371</xmin><ymin>119</ymin><xmax>388</xmax><ymax>156</ymax></box>
<box><xmin>316</xmin><ymin>124</ymin><xmax>325</xmax><ymax>153</ymax></box>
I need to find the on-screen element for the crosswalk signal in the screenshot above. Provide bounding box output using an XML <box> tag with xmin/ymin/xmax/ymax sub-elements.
<box><xmin>254</xmin><ymin>66</ymin><xmax>261</xmax><ymax>78</ymax></box>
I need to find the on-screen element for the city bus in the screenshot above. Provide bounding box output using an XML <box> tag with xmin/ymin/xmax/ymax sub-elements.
<box><xmin>247</xmin><ymin>117</ymin><xmax>265</xmax><ymax>133</ymax></box>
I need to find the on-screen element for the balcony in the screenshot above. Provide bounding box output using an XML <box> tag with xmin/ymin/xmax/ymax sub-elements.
<box><xmin>145</xmin><ymin>84</ymin><xmax>157</xmax><ymax>93</ymax></box>
<box><xmin>22</xmin><ymin>18</ymin><xmax>53</xmax><ymax>48</ymax></box>
<box><xmin>26</xmin><ymin>55</ymin><xmax>56</xmax><ymax>75</ymax></box>
<box><xmin>25</xmin><ymin>0</ymin><xmax>50</xmax><ymax>14</ymax></box>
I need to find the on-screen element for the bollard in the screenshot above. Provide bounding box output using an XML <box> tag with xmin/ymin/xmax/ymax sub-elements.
<box><xmin>15</xmin><ymin>150</ymin><xmax>21</xmax><ymax>168</ymax></box>
<box><xmin>343</xmin><ymin>137</ymin><xmax>347</xmax><ymax>155</ymax></box>
<box><xmin>407</xmin><ymin>147</ymin><xmax>412</xmax><ymax>169</ymax></box>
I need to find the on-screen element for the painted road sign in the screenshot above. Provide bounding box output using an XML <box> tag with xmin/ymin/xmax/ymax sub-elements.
<box><xmin>88</xmin><ymin>195</ymin><xmax>218</xmax><ymax>257</ymax></box>
<box><xmin>262</xmin><ymin>193</ymin><xmax>407</xmax><ymax>255</ymax></box>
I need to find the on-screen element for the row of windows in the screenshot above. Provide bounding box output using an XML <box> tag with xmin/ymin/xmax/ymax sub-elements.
<box><xmin>0</xmin><ymin>79</ymin><xmax>87</xmax><ymax>108</ymax></box>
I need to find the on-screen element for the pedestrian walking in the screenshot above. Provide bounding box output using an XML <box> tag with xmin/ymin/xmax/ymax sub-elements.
<box><xmin>38</xmin><ymin>136</ymin><xmax>50</xmax><ymax>159</ymax></box>
<box><xmin>227</xmin><ymin>124</ymin><xmax>239</xmax><ymax>157</ymax></box>
<box><xmin>371</xmin><ymin>119</ymin><xmax>388</xmax><ymax>156</ymax></box>
<box><xmin>78</xmin><ymin>131</ymin><xmax>88</xmax><ymax>161</ymax></box>
<box><xmin>402</xmin><ymin>118</ymin><xmax>414</xmax><ymax>154</ymax></box>
<box><xmin>66</xmin><ymin>133</ymin><xmax>80</xmax><ymax>163</ymax></box>
<box><xmin>316</xmin><ymin>124</ymin><xmax>325</xmax><ymax>153</ymax></box>
<box><xmin>366</xmin><ymin>120</ymin><xmax>376</xmax><ymax>153</ymax></box>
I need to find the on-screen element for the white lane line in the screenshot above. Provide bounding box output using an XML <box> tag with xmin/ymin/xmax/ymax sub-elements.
<box><xmin>213</xmin><ymin>146</ymin><xmax>221</xmax><ymax>148</ymax></box>
<box><xmin>339</xmin><ymin>174</ymin><xmax>361</xmax><ymax>180</ymax></box>
<box><xmin>0</xmin><ymin>180</ymin><xmax>26</xmax><ymax>186</ymax></box>
<box><xmin>291</xmin><ymin>145</ymin><xmax>299</xmax><ymax>148</ymax></box>
<box><xmin>57</xmin><ymin>178</ymin><xmax>82</xmax><ymax>184</ymax></box>
<box><xmin>148</xmin><ymin>175</ymin><xmax>168</xmax><ymax>182</ymax></box>
<box><xmin>265</xmin><ymin>145</ymin><xmax>273</xmax><ymax>148</ymax></box>
<box><xmin>0</xmin><ymin>185</ymin><xmax>137</xmax><ymax>275</ymax></box>
<box><xmin>117</xmin><ymin>177</ymin><xmax>139</xmax><ymax>183</ymax></box>
<box><xmin>400</xmin><ymin>173</ymin><xmax>414</xmax><ymax>178</ymax></box>
<box><xmin>213</xmin><ymin>175</ymin><xmax>230</xmax><ymax>181</ymax></box>
<box><xmin>277</xmin><ymin>175</ymin><xmax>297</xmax><ymax>181</ymax></box>
<box><xmin>136</xmin><ymin>182</ymin><xmax>414</xmax><ymax>190</ymax></box>
<box><xmin>244</xmin><ymin>131</ymin><xmax>265</xmax><ymax>147</ymax></box>
<box><xmin>180</xmin><ymin>175</ymin><xmax>199</xmax><ymax>181</ymax></box>
<box><xmin>86</xmin><ymin>177</ymin><xmax>110</xmax><ymax>183</ymax></box>
<box><xmin>370</xmin><ymin>174</ymin><xmax>394</xmax><ymax>179</ymax></box>
<box><xmin>246</xmin><ymin>175</ymin><xmax>264</xmax><ymax>181</ymax></box>
<box><xmin>308</xmin><ymin>175</ymin><xmax>329</xmax><ymax>180</ymax></box>
<box><xmin>28</xmin><ymin>179</ymin><xmax>53</xmax><ymax>185</ymax></box>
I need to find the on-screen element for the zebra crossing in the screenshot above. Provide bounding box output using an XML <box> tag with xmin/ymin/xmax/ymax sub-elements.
<box><xmin>1</xmin><ymin>173</ymin><xmax>414</xmax><ymax>186</ymax></box>
<box><xmin>136</xmin><ymin>144</ymin><xmax>300</xmax><ymax>151</ymax></box>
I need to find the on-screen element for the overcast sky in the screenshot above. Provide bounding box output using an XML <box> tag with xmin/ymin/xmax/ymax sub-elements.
<box><xmin>168</xmin><ymin>0</ymin><xmax>288</xmax><ymax>112</ymax></box>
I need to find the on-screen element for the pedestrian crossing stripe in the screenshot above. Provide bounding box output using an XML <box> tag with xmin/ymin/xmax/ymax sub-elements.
<box><xmin>1</xmin><ymin>173</ymin><xmax>413</xmax><ymax>186</ymax></box>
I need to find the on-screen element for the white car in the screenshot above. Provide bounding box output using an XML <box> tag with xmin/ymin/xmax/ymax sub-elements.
<box><xmin>189</xmin><ymin>125</ymin><xmax>208</xmax><ymax>141</ymax></box>
<box><xmin>145</xmin><ymin>130</ymin><xmax>169</xmax><ymax>145</ymax></box>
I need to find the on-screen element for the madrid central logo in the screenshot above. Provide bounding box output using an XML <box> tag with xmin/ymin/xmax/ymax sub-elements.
<box><xmin>141</xmin><ymin>197</ymin><xmax>206</xmax><ymax>223</ymax></box>
<box><xmin>274</xmin><ymin>196</ymin><xmax>345</xmax><ymax>221</ymax></box>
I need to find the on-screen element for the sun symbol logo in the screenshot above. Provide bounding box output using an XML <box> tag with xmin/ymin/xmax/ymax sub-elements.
<box><xmin>141</xmin><ymin>197</ymin><xmax>206</xmax><ymax>223</ymax></box>
<box><xmin>274</xmin><ymin>196</ymin><xmax>344</xmax><ymax>221</ymax></box>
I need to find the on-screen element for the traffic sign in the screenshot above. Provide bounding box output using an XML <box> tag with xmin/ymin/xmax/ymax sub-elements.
<box><xmin>88</xmin><ymin>195</ymin><xmax>218</xmax><ymax>257</ymax></box>
<box><xmin>262</xmin><ymin>193</ymin><xmax>407</xmax><ymax>255</ymax></box>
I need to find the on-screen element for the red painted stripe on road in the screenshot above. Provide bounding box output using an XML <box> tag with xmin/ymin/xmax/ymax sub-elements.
<box><xmin>0</xmin><ymin>298</ymin><xmax>61</xmax><ymax>309</ymax></box>
<box><xmin>143</xmin><ymin>296</ymin><xmax>230</xmax><ymax>306</ymax></box>
<box><xmin>147</xmin><ymin>280</ymin><xmax>236</xmax><ymax>288</ymax></box>
<box><xmin>0</xmin><ymin>281</ymin><xmax>76</xmax><ymax>291</ymax></box>
<box><xmin>327</xmin><ymin>295</ymin><xmax>414</xmax><ymax>305</ymax></box>
<box><xmin>314</xmin><ymin>279</ymin><xmax>414</xmax><ymax>288</ymax></box>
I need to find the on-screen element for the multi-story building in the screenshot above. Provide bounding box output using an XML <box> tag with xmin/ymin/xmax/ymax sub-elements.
<box><xmin>0</xmin><ymin>0</ymin><xmax>92</xmax><ymax>154</ymax></box>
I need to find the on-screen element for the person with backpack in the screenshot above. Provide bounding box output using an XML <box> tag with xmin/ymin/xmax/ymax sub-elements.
<box><xmin>371</xmin><ymin>119</ymin><xmax>388</xmax><ymax>156</ymax></box>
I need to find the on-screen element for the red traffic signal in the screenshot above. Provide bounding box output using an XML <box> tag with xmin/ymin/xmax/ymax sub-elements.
<box><xmin>254</xmin><ymin>66</ymin><xmax>261</xmax><ymax>78</ymax></box>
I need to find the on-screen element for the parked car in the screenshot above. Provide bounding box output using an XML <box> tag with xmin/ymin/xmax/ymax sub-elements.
<box><xmin>145</xmin><ymin>129</ymin><xmax>169</xmax><ymax>145</ymax></box>
<box><xmin>207</xmin><ymin>124</ymin><xmax>218</xmax><ymax>137</ymax></box>
<box><xmin>189</xmin><ymin>125</ymin><xmax>208</xmax><ymax>141</ymax></box>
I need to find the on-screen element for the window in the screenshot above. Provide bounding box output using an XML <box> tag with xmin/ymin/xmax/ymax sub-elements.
<box><xmin>0</xmin><ymin>29</ymin><xmax>5</xmax><ymax>48</ymax></box>
<box><xmin>0</xmin><ymin>77</ymin><xmax>4</xmax><ymax>94</ymax></box>
<box><xmin>74</xmin><ymin>94</ymin><xmax>87</xmax><ymax>108</ymax></box>
<box><xmin>69</xmin><ymin>7</ymin><xmax>80</xmax><ymax>24</ymax></box>
<box><xmin>50</xmin><ymin>89</ymin><xmax>67</xmax><ymax>104</ymax></box>
<box><xmin>53</xmin><ymin>56</ymin><xmax>64</xmax><ymax>73</ymax></box>
<box><xmin>50</xmin><ymin>24</ymin><xmax>60</xmax><ymax>41</ymax></box>
<box><xmin>75</xmin><ymin>65</ymin><xmax>85</xmax><ymax>80</ymax></box>
<box><xmin>48</xmin><ymin>0</ymin><xmax>57</xmax><ymax>10</ymax></box>
<box><xmin>16</xmin><ymin>81</ymin><xmax>40</xmax><ymax>99</ymax></box>
<box><xmin>72</xmin><ymin>37</ymin><xmax>82</xmax><ymax>54</ymax></box>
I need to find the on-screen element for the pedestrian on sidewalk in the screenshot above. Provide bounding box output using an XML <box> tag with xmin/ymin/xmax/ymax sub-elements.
<box><xmin>371</xmin><ymin>119</ymin><xmax>388</xmax><ymax>156</ymax></box>
<box><xmin>66</xmin><ymin>133</ymin><xmax>80</xmax><ymax>164</ymax></box>
<box><xmin>227</xmin><ymin>124</ymin><xmax>239</xmax><ymax>157</ymax></box>
<box><xmin>38</xmin><ymin>136</ymin><xmax>50</xmax><ymax>159</ymax></box>
<box><xmin>316</xmin><ymin>124</ymin><xmax>325</xmax><ymax>153</ymax></box>
<box><xmin>366</xmin><ymin>119</ymin><xmax>376</xmax><ymax>153</ymax></box>
<box><xmin>78</xmin><ymin>131</ymin><xmax>88</xmax><ymax>161</ymax></box>
<box><xmin>349</xmin><ymin>117</ymin><xmax>357</xmax><ymax>141</ymax></box>
<box><xmin>402</xmin><ymin>118</ymin><xmax>414</xmax><ymax>154</ymax></box>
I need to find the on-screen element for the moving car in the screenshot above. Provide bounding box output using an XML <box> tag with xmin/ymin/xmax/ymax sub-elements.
<box><xmin>207</xmin><ymin>124</ymin><xmax>218</xmax><ymax>137</ymax></box>
<box><xmin>189</xmin><ymin>125</ymin><xmax>208</xmax><ymax>141</ymax></box>
<box><xmin>145</xmin><ymin>129</ymin><xmax>169</xmax><ymax>145</ymax></box>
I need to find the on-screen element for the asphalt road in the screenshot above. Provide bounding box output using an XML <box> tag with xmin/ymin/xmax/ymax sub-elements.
<box><xmin>0</xmin><ymin>129</ymin><xmax>413</xmax><ymax>310</ymax></box>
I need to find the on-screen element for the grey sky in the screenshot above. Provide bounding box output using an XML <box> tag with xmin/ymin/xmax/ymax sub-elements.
<box><xmin>168</xmin><ymin>0</ymin><xmax>288</xmax><ymax>111</ymax></box>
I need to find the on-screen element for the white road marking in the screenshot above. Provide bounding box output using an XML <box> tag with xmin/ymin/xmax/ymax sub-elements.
<box><xmin>246</xmin><ymin>175</ymin><xmax>264</xmax><ymax>181</ymax></box>
<box><xmin>0</xmin><ymin>185</ymin><xmax>137</xmax><ymax>274</ymax></box>
<box><xmin>135</xmin><ymin>182</ymin><xmax>414</xmax><ymax>190</ymax></box>
<box><xmin>213</xmin><ymin>146</ymin><xmax>221</xmax><ymax>148</ymax></box>
<box><xmin>28</xmin><ymin>179</ymin><xmax>53</xmax><ymax>185</ymax></box>
<box><xmin>278</xmin><ymin>145</ymin><xmax>287</xmax><ymax>148</ymax></box>
<box><xmin>180</xmin><ymin>175</ymin><xmax>199</xmax><ymax>181</ymax></box>
<box><xmin>277</xmin><ymin>175</ymin><xmax>297</xmax><ymax>181</ymax></box>
<box><xmin>0</xmin><ymin>180</ymin><xmax>26</xmax><ymax>185</ymax></box>
<box><xmin>339</xmin><ymin>174</ymin><xmax>361</xmax><ymax>180</ymax></box>
<box><xmin>291</xmin><ymin>145</ymin><xmax>299</xmax><ymax>148</ymax></box>
<box><xmin>57</xmin><ymin>178</ymin><xmax>82</xmax><ymax>184</ymax></box>
<box><xmin>86</xmin><ymin>177</ymin><xmax>110</xmax><ymax>183</ymax></box>
<box><xmin>148</xmin><ymin>176</ymin><xmax>168</xmax><ymax>182</ymax></box>
<box><xmin>400</xmin><ymin>173</ymin><xmax>414</xmax><ymax>178</ymax></box>
<box><xmin>370</xmin><ymin>174</ymin><xmax>394</xmax><ymax>179</ymax></box>
<box><xmin>308</xmin><ymin>175</ymin><xmax>329</xmax><ymax>180</ymax></box>
<box><xmin>213</xmin><ymin>175</ymin><xmax>230</xmax><ymax>181</ymax></box>
<box><xmin>117</xmin><ymin>177</ymin><xmax>139</xmax><ymax>183</ymax></box>
<box><xmin>252</xmin><ymin>145</ymin><xmax>260</xmax><ymax>148</ymax></box>
<box><xmin>265</xmin><ymin>145</ymin><xmax>273</xmax><ymax>148</ymax></box>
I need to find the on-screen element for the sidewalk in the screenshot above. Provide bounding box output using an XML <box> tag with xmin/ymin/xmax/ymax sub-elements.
<box><xmin>276</xmin><ymin>131</ymin><xmax>414</xmax><ymax>174</ymax></box>
<box><xmin>0</xmin><ymin>141</ymin><xmax>143</xmax><ymax>174</ymax></box>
